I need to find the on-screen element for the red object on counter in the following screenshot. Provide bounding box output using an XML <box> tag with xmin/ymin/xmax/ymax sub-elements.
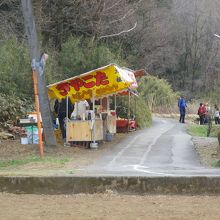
<box><xmin>111</xmin><ymin>111</ymin><xmax>116</xmax><ymax>116</ymax></box>
<box><xmin>116</xmin><ymin>119</ymin><xmax>136</xmax><ymax>132</ymax></box>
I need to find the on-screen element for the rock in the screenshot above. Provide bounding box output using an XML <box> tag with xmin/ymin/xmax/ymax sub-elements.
<box><xmin>0</xmin><ymin>132</ymin><xmax>14</xmax><ymax>140</ymax></box>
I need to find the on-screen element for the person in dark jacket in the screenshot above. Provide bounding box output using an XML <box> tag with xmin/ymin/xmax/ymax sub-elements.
<box><xmin>54</xmin><ymin>98</ymin><xmax>74</xmax><ymax>139</ymax></box>
<box><xmin>178</xmin><ymin>96</ymin><xmax>187</xmax><ymax>123</ymax></box>
<box><xmin>214</xmin><ymin>104</ymin><xmax>220</xmax><ymax>125</ymax></box>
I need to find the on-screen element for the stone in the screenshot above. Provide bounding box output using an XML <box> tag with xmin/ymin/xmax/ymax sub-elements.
<box><xmin>0</xmin><ymin>132</ymin><xmax>14</xmax><ymax>140</ymax></box>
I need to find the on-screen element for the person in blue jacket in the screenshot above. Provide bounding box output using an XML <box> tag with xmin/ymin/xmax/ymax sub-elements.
<box><xmin>178</xmin><ymin>96</ymin><xmax>187</xmax><ymax>123</ymax></box>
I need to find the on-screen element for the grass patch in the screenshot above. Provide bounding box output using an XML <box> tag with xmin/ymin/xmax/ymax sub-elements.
<box><xmin>211</xmin><ymin>126</ymin><xmax>220</xmax><ymax>137</ymax></box>
<box><xmin>0</xmin><ymin>156</ymin><xmax>70</xmax><ymax>169</ymax></box>
<box><xmin>187</xmin><ymin>124</ymin><xmax>219</xmax><ymax>137</ymax></box>
<box><xmin>187</xmin><ymin>124</ymin><xmax>208</xmax><ymax>137</ymax></box>
<box><xmin>213</xmin><ymin>160</ymin><xmax>220</xmax><ymax>167</ymax></box>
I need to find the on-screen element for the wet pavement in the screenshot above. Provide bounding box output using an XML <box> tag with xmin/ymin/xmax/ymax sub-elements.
<box><xmin>79</xmin><ymin>118</ymin><xmax>220</xmax><ymax>176</ymax></box>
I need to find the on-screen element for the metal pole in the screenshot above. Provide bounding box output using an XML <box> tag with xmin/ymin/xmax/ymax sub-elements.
<box><xmin>90</xmin><ymin>91</ymin><xmax>98</xmax><ymax>149</ymax></box>
<box><xmin>65</xmin><ymin>96</ymin><xmax>69</xmax><ymax>146</ymax></box>
<box><xmin>114</xmin><ymin>94</ymin><xmax>117</xmax><ymax>112</ymax></box>
<box><xmin>92</xmin><ymin>92</ymin><xmax>95</xmax><ymax>143</ymax></box>
<box><xmin>128</xmin><ymin>91</ymin><xmax>131</xmax><ymax>132</ymax></box>
<box><xmin>135</xmin><ymin>96</ymin><xmax>137</xmax><ymax>118</ymax></box>
<box><xmin>107</xmin><ymin>96</ymin><xmax>109</xmax><ymax>112</ymax></box>
<box><xmin>100</xmin><ymin>98</ymin><xmax>102</xmax><ymax>112</ymax></box>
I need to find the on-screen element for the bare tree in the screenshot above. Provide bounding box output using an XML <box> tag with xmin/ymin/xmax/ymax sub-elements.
<box><xmin>2</xmin><ymin>0</ymin><xmax>220</xmax><ymax>97</ymax></box>
<box><xmin>21</xmin><ymin>0</ymin><xmax>57</xmax><ymax>147</ymax></box>
<box><xmin>34</xmin><ymin>0</ymin><xmax>143</xmax><ymax>49</ymax></box>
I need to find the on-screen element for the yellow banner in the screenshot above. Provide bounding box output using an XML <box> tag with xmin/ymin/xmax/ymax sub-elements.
<box><xmin>47</xmin><ymin>64</ymin><xmax>136</xmax><ymax>103</ymax></box>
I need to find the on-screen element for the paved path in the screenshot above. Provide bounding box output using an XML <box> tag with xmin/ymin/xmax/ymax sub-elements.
<box><xmin>81</xmin><ymin>118</ymin><xmax>220</xmax><ymax>176</ymax></box>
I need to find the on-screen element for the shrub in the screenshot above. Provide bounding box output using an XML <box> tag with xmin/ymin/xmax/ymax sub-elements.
<box><xmin>138</xmin><ymin>75</ymin><xmax>178</xmax><ymax>113</ymax></box>
<box><xmin>0</xmin><ymin>37</ymin><xmax>32</xmax><ymax>97</ymax></box>
<box><xmin>115</xmin><ymin>95</ymin><xmax>152</xmax><ymax>129</ymax></box>
<box><xmin>0</xmin><ymin>93</ymin><xmax>33</xmax><ymax>128</ymax></box>
<box><xmin>59</xmin><ymin>36</ymin><xmax>125</xmax><ymax>78</ymax></box>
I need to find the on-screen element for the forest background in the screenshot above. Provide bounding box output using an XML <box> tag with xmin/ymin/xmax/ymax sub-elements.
<box><xmin>0</xmin><ymin>0</ymin><xmax>220</xmax><ymax>128</ymax></box>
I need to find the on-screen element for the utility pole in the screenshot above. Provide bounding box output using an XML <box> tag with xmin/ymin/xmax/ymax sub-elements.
<box><xmin>21</xmin><ymin>0</ymin><xmax>57</xmax><ymax>147</ymax></box>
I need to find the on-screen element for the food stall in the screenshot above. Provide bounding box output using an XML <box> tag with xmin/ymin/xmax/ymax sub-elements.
<box><xmin>47</xmin><ymin>64</ymin><xmax>136</xmax><ymax>148</ymax></box>
<box><xmin>115</xmin><ymin>69</ymin><xmax>143</xmax><ymax>133</ymax></box>
<box><xmin>116</xmin><ymin>91</ymin><xmax>137</xmax><ymax>133</ymax></box>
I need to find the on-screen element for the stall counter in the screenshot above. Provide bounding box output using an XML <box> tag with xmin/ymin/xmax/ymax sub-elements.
<box><xmin>106</xmin><ymin>115</ymin><xmax>116</xmax><ymax>134</ymax></box>
<box><xmin>66</xmin><ymin>119</ymin><xmax>103</xmax><ymax>142</ymax></box>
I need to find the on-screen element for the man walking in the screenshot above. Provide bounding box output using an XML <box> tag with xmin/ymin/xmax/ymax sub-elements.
<box><xmin>178</xmin><ymin>96</ymin><xmax>187</xmax><ymax>123</ymax></box>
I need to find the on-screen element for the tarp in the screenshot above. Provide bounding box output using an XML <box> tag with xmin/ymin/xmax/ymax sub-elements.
<box><xmin>47</xmin><ymin>64</ymin><xmax>137</xmax><ymax>103</ymax></box>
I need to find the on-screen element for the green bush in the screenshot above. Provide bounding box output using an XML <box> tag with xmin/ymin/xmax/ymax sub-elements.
<box><xmin>44</xmin><ymin>49</ymin><xmax>62</xmax><ymax>84</ymax></box>
<box><xmin>0</xmin><ymin>37</ymin><xmax>32</xmax><ymax>97</ymax></box>
<box><xmin>133</xmin><ymin>97</ymin><xmax>152</xmax><ymax>128</ymax></box>
<box><xmin>115</xmin><ymin>95</ymin><xmax>152</xmax><ymax>129</ymax></box>
<box><xmin>213</xmin><ymin>160</ymin><xmax>220</xmax><ymax>167</ymax></box>
<box><xmin>138</xmin><ymin>75</ymin><xmax>177</xmax><ymax>112</ymax></box>
<box><xmin>59</xmin><ymin>36</ymin><xmax>86</xmax><ymax>77</ymax></box>
<box><xmin>59</xmin><ymin>36</ymin><xmax>125</xmax><ymax>78</ymax></box>
<box><xmin>0</xmin><ymin>93</ymin><xmax>33</xmax><ymax>127</ymax></box>
<box><xmin>200</xmin><ymin>89</ymin><xmax>220</xmax><ymax>107</ymax></box>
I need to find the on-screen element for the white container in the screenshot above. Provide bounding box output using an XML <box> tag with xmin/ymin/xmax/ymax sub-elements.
<box><xmin>21</xmin><ymin>137</ymin><xmax>28</xmax><ymax>145</ymax></box>
<box><xmin>82</xmin><ymin>113</ymin><xmax>85</xmax><ymax>121</ymax></box>
<box><xmin>90</xmin><ymin>142</ymin><xmax>98</xmax><ymax>149</ymax></box>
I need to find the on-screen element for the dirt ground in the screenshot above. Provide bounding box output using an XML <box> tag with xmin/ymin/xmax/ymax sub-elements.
<box><xmin>1</xmin><ymin>192</ymin><xmax>220</xmax><ymax>219</ymax></box>
<box><xmin>0</xmin><ymin>125</ymin><xmax>218</xmax><ymax>175</ymax></box>
<box><xmin>0</xmin><ymin>125</ymin><xmax>220</xmax><ymax>219</ymax></box>
<box><xmin>0</xmin><ymin>133</ymin><xmax>129</xmax><ymax>176</ymax></box>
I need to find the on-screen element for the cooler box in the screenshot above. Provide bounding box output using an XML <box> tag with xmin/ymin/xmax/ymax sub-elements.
<box><xmin>24</xmin><ymin>125</ymin><xmax>39</xmax><ymax>144</ymax></box>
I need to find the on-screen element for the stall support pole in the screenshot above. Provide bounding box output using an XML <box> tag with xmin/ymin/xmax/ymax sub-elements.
<box><xmin>107</xmin><ymin>96</ymin><xmax>109</xmax><ymax>112</ymax></box>
<box><xmin>90</xmin><ymin>91</ymin><xmax>98</xmax><ymax>149</ymax></box>
<box><xmin>100</xmin><ymin>98</ymin><xmax>102</xmax><ymax>112</ymax></box>
<box><xmin>65</xmin><ymin>96</ymin><xmax>70</xmax><ymax>147</ymax></box>
<box><xmin>32</xmin><ymin>70</ymin><xmax>44</xmax><ymax>159</ymax></box>
<box><xmin>127</xmin><ymin>91</ymin><xmax>131</xmax><ymax>132</ymax></box>
<box><xmin>114</xmin><ymin>94</ymin><xmax>117</xmax><ymax>112</ymax></box>
<box><xmin>135</xmin><ymin>96</ymin><xmax>137</xmax><ymax>119</ymax></box>
<box><xmin>93</xmin><ymin>94</ymin><xmax>95</xmax><ymax>143</ymax></box>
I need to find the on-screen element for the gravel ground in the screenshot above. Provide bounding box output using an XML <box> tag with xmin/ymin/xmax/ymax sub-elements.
<box><xmin>192</xmin><ymin>136</ymin><xmax>219</xmax><ymax>167</ymax></box>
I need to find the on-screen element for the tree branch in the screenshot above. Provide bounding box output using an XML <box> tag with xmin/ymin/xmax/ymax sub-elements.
<box><xmin>108</xmin><ymin>9</ymin><xmax>135</xmax><ymax>25</ymax></box>
<box><xmin>99</xmin><ymin>22</ymin><xmax>137</xmax><ymax>39</ymax></box>
<box><xmin>103</xmin><ymin>0</ymin><xmax>123</xmax><ymax>12</ymax></box>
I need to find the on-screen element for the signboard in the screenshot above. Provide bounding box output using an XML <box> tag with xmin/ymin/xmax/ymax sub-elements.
<box><xmin>47</xmin><ymin>64</ymin><xmax>136</xmax><ymax>103</ymax></box>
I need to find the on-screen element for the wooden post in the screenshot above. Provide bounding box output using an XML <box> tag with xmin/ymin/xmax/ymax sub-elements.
<box><xmin>32</xmin><ymin>70</ymin><xmax>44</xmax><ymax>158</ymax></box>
